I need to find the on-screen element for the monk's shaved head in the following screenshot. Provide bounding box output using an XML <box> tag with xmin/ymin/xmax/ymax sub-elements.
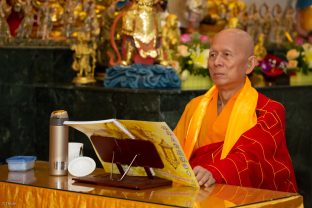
<box><xmin>208</xmin><ymin>28</ymin><xmax>257</xmax><ymax>92</ymax></box>
<box><xmin>212</xmin><ymin>28</ymin><xmax>254</xmax><ymax>57</ymax></box>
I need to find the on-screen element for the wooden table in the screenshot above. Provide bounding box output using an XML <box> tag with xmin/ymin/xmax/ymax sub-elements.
<box><xmin>0</xmin><ymin>161</ymin><xmax>303</xmax><ymax>208</ymax></box>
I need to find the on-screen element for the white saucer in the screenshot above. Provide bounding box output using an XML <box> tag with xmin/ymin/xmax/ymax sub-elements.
<box><xmin>68</xmin><ymin>157</ymin><xmax>96</xmax><ymax>177</ymax></box>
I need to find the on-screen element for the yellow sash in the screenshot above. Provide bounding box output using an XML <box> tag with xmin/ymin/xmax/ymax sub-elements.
<box><xmin>184</xmin><ymin>78</ymin><xmax>258</xmax><ymax>160</ymax></box>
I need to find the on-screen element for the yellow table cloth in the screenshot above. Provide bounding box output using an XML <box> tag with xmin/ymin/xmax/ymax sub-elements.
<box><xmin>0</xmin><ymin>161</ymin><xmax>303</xmax><ymax>208</ymax></box>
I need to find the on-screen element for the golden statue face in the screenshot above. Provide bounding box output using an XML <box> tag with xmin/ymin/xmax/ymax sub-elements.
<box><xmin>167</xmin><ymin>14</ymin><xmax>178</xmax><ymax>27</ymax></box>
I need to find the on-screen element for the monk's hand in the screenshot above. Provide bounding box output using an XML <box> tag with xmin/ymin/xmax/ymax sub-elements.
<box><xmin>193</xmin><ymin>166</ymin><xmax>216</xmax><ymax>187</ymax></box>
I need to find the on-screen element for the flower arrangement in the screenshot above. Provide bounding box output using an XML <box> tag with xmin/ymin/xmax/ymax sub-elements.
<box><xmin>175</xmin><ymin>33</ymin><xmax>210</xmax><ymax>80</ymax></box>
<box><xmin>286</xmin><ymin>38</ymin><xmax>312</xmax><ymax>75</ymax></box>
<box><xmin>252</xmin><ymin>36</ymin><xmax>312</xmax><ymax>86</ymax></box>
<box><xmin>254</xmin><ymin>54</ymin><xmax>288</xmax><ymax>78</ymax></box>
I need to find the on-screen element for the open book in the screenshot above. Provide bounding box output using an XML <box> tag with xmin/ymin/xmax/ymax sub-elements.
<box><xmin>64</xmin><ymin>119</ymin><xmax>199</xmax><ymax>188</ymax></box>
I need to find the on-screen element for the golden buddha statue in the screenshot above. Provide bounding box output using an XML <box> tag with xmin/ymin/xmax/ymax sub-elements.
<box><xmin>226</xmin><ymin>0</ymin><xmax>245</xmax><ymax>28</ymax></box>
<box><xmin>82</xmin><ymin>0</ymin><xmax>100</xmax><ymax>41</ymax></box>
<box><xmin>70</xmin><ymin>31</ymin><xmax>97</xmax><ymax>84</ymax></box>
<box><xmin>60</xmin><ymin>0</ymin><xmax>102</xmax><ymax>39</ymax></box>
<box><xmin>31</xmin><ymin>0</ymin><xmax>106</xmax><ymax>39</ymax></box>
<box><xmin>0</xmin><ymin>0</ymin><xmax>11</xmax><ymax>17</ymax></box>
<box><xmin>122</xmin><ymin>0</ymin><xmax>160</xmax><ymax>56</ymax></box>
<box><xmin>216</xmin><ymin>0</ymin><xmax>227</xmax><ymax>24</ymax></box>
<box><xmin>60</xmin><ymin>0</ymin><xmax>87</xmax><ymax>39</ymax></box>
<box><xmin>49</xmin><ymin>1</ymin><xmax>63</xmax><ymax>25</ymax></box>
<box><xmin>32</xmin><ymin>0</ymin><xmax>64</xmax><ymax>38</ymax></box>
<box><xmin>109</xmin><ymin>0</ymin><xmax>165</xmax><ymax>66</ymax></box>
<box><xmin>0</xmin><ymin>0</ymin><xmax>12</xmax><ymax>42</ymax></box>
<box><xmin>201</xmin><ymin>0</ymin><xmax>246</xmax><ymax>33</ymax></box>
<box><xmin>15</xmin><ymin>0</ymin><xmax>35</xmax><ymax>39</ymax></box>
<box><xmin>36</xmin><ymin>0</ymin><xmax>53</xmax><ymax>40</ymax></box>
<box><xmin>161</xmin><ymin>14</ymin><xmax>180</xmax><ymax>63</ymax></box>
<box><xmin>61</xmin><ymin>0</ymin><xmax>76</xmax><ymax>39</ymax></box>
<box><xmin>206</xmin><ymin>0</ymin><xmax>224</xmax><ymax>20</ymax></box>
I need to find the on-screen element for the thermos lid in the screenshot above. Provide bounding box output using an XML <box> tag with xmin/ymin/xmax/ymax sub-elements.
<box><xmin>50</xmin><ymin>110</ymin><xmax>69</xmax><ymax>126</ymax></box>
<box><xmin>50</xmin><ymin>110</ymin><xmax>68</xmax><ymax>119</ymax></box>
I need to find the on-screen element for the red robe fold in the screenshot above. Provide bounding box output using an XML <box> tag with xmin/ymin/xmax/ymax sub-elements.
<box><xmin>188</xmin><ymin>93</ymin><xmax>298</xmax><ymax>192</ymax></box>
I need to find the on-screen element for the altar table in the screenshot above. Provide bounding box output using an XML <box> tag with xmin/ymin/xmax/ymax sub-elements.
<box><xmin>0</xmin><ymin>161</ymin><xmax>303</xmax><ymax>208</ymax></box>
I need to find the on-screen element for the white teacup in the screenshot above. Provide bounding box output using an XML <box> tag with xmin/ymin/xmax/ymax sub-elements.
<box><xmin>68</xmin><ymin>142</ymin><xmax>83</xmax><ymax>163</ymax></box>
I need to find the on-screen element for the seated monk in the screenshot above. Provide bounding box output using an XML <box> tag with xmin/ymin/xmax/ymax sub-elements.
<box><xmin>174</xmin><ymin>28</ymin><xmax>298</xmax><ymax>192</ymax></box>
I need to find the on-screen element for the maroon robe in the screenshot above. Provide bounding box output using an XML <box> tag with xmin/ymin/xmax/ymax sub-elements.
<box><xmin>190</xmin><ymin>93</ymin><xmax>298</xmax><ymax>192</ymax></box>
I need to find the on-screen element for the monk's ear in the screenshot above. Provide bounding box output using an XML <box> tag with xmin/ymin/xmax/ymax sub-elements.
<box><xmin>246</xmin><ymin>56</ymin><xmax>257</xmax><ymax>75</ymax></box>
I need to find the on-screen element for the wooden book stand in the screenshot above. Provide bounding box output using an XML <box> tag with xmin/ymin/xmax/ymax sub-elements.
<box><xmin>73</xmin><ymin>135</ymin><xmax>172</xmax><ymax>189</ymax></box>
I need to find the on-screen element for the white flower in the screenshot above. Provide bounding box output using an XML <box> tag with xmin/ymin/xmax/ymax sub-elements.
<box><xmin>191</xmin><ymin>48</ymin><xmax>210</xmax><ymax>69</ymax></box>
<box><xmin>302</xmin><ymin>43</ymin><xmax>312</xmax><ymax>52</ymax></box>
<box><xmin>302</xmin><ymin>43</ymin><xmax>312</xmax><ymax>68</ymax></box>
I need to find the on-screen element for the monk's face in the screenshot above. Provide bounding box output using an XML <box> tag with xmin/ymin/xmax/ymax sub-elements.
<box><xmin>208</xmin><ymin>29</ymin><xmax>253</xmax><ymax>91</ymax></box>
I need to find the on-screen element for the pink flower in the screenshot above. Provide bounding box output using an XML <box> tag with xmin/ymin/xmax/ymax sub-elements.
<box><xmin>181</xmin><ymin>33</ymin><xmax>191</xmax><ymax>43</ymax></box>
<box><xmin>200</xmin><ymin>35</ymin><xmax>209</xmax><ymax>43</ymax></box>
<box><xmin>295</xmin><ymin>36</ymin><xmax>304</xmax><ymax>45</ymax></box>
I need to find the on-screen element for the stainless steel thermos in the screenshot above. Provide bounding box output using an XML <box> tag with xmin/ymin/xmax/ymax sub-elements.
<box><xmin>49</xmin><ymin>110</ymin><xmax>69</xmax><ymax>176</ymax></box>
